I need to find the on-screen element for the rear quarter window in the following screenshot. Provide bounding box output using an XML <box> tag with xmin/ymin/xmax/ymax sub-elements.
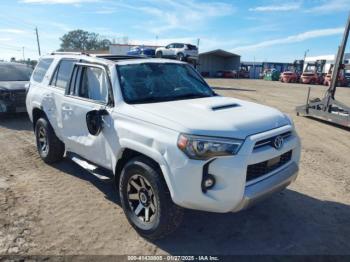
<box><xmin>32</xmin><ymin>58</ymin><xmax>54</xmax><ymax>83</ymax></box>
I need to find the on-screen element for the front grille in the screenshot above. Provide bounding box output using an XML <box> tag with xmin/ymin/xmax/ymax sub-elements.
<box><xmin>10</xmin><ymin>90</ymin><xmax>26</xmax><ymax>106</ymax></box>
<box><xmin>254</xmin><ymin>131</ymin><xmax>292</xmax><ymax>150</ymax></box>
<box><xmin>246</xmin><ymin>150</ymin><xmax>292</xmax><ymax>182</ymax></box>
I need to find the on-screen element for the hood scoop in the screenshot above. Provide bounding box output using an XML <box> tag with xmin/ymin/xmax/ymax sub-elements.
<box><xmin>211</xmin><ymin>103</ymin><xmax>240</xmax><ymax>111</ymax></box>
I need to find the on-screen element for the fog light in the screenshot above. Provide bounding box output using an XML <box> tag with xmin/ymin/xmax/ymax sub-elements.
<box><xmin>203</xmin><ymin>174</ymin><xmax>215</xmax><ymax>190</ymax></box>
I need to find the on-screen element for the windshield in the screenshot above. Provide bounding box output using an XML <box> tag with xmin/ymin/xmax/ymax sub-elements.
<box><xmin>0</xmin><ymin>63</ymin><xmax>33</xmax><ymax>81</ymax></box>
<box><xmin>117</xmin><ymin>63</ymin><xmax>215</xmax><ymax>104</ymax></box>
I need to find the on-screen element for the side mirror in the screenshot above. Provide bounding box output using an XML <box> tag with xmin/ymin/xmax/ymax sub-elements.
<box><xmin>86</xmin><ymin>109</ymin><xmax>108</xmax><ymax>136</ymax></box>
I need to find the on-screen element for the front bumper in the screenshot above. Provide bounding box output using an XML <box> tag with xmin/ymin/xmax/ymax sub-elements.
<box><xmin>232</xmin><ymin>162</ymin><xmax>298</xmax><ymax>212</ymax></box>
<box><xmin>167</xmin><ymin>125</ymin><xmax>301</xmax><ymax>213</ymax></box>
<box><xmin>0</xmin><ymin>90</ymin><xmax>27</xmax><ymax>113</ymax></box>
<box><xmin>0</xmin><ymin>99</ymin><xmax>27</xmax><ymax>113</ymax></box>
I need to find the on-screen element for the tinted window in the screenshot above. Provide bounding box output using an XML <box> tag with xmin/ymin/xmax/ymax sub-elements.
<box><xmin>186</xmin><ymin>44</ymin><xmax>197</xmax><ymax>50</ymax></box>
<box><xmin>0</xmin><ymin>63</ymin><xmax>33</xmax><ymax>81</ymax></box>
<box><xmin>74</xmin><ymin>66</ymin><xmax>108</xmax><ymax>103</ymax></box>
<box><xmin>176</xmin><ymin>44</ymin><xmax>184</xmax><ymax>48</ymax></box>
<box><xmin>117</xmin><ymin>63</ymin><xmax>214</xmax><ymax>104</ymax></box>
<box><xmin>51</xmin><ymin>60</ymin><xmax>76</xmax><ymax>89</ymax></box>
<box><xmin>32</xmin><ymin>58</ymin><xmax>53</xmax><ymax>83</ymax></box>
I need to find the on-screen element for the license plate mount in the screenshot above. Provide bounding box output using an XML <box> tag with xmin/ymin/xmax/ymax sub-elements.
<box><xmin>267</xmin><ymin>155</ymin><xmax>281</xmax><ymax>167</ymax></box>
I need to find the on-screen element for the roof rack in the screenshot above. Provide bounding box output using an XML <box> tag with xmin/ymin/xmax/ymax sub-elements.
<box><xmin>50</xmin><ymin>51</ymin><xmax>90</xmax><ymax>56</ymax></box>
<box><xmin>94</xmin><ymin>54</ymin><xmax>145</xmax><ymax>61</ymax></box>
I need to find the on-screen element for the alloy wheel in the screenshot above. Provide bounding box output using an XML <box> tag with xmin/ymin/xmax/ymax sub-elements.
<box><xmin>127</xmin><ymin>174</ymin><xmax>157</xmax><ymax>223</ymax></box>
<box><xmin>38</xmin><ymin>126</ymin><xmax>48</xmax><ymax>154</ymax></box>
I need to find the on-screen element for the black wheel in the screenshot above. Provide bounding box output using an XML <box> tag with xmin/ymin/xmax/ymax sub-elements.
<box><xmin>177</xmin><ymin>53</ymin><xmax>185</xmax><ymax>61</ymax></box>
<box><xmin>119</xmin><ymin>156</ymin><xmax>183</xmax><ymax>239</ymax></box>
<box><xmin>35</xmin><ymin>117</ymin><xmax>65</xmax><ymax>164</ymax></box>
<box><xmin>156</xmin><ymin>51</ymin><xmax>162</xmax><ymax>58</ymax></box>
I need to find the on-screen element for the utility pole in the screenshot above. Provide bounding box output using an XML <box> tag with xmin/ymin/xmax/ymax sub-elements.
<box><xmin>303</xmin><ymin>49</ymin><xmax>310</xmax><ymax>61</ymax></box>
<box><xmin>35</xmin><ymin>27</ymin><xmax>41</xmax><ymax>56</ymax></box>
<box><xmin>22</xmin><ymin>47</ymin><xmax>25</xmax><ymax>61</ymax></box>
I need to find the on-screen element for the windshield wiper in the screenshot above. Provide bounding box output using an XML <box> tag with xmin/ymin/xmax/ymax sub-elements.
<box><xmin>128</xmin><ymin>93</ymin><xmax>213</xmax><ymax>104</ymax></box>
<box><xmin>172</xmin><ymin>93</ymin><xmax>212</xmax><ymax>100</ymax></box>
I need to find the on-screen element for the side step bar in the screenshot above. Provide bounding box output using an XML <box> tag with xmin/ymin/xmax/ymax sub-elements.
<box><xmin>66</xmin><ymin>152</ymin><xmax>113</xmax><ymax>181</ymax></box>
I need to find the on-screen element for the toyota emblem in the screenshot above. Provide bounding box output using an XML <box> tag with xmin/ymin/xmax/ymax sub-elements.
<box><xmin>273</xmin><ymin>136</ymin><xmax>284</xmax><ymax>150</ymax></box>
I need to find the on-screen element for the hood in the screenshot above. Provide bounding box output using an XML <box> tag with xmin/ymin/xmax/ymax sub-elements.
<box><xmin>132</xmin><ymin>96</ymin><xmax>290</xmax><ymax>139</ymax></box>
<box><xmin>0</xmin><ymin>81</ymin><xmax>28</xmax><ymax>91</ymax></box>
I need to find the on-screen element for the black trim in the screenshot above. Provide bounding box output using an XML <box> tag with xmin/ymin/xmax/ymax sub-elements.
<box><xmin>201</xmin><ymin>159</ymin><xmax>216</xmax><ymax>193</ymax></box>
<box><xmin>212</xmin><ymin>103</ymin><xmax>239</xmax><ymax>111</ymax></box>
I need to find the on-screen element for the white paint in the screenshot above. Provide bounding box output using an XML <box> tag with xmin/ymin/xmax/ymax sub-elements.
<box><xmin>26</xmin><ymin>54</ymin><xmax>301</xmax><ymax>213</ymax></box>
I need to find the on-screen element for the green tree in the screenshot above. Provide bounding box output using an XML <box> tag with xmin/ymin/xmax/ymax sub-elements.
<box><xmin>59</xmin><ymin>29</ymin><xmax>111</xmax><ymax>51</ymax></box>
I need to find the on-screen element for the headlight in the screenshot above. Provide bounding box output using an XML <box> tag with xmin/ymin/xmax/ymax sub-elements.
<box><xmin>177</xmin><ymin>134</ymin><xmax>243</xmax><ymax>160</ymax></box>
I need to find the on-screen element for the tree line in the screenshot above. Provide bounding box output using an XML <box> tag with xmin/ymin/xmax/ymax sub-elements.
<box><xmin>59</xmin><ymin>29</ymin><xmax>112</xmax><ymax>51</ymax></box>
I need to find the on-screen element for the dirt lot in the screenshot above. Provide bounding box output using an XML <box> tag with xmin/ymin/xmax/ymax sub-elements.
<box><xmin>0</xmin><ymin>79</ymin><xmax>350</xmax><ymax>255</ymax></box>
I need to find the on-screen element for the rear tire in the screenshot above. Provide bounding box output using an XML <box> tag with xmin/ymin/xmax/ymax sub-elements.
<box><xmin>119</xmin><ymin>156</ymin><xmax>183</xmax><ymax>239</ymax></box>
<box><xmin>35</xmin><ymin>117</ymin><xmax>65</xmax><ymax>164</ymax></box>
<box><xmin>177</xmin><ymin>53</ymin><xmax>185</xmax><ymax>61</ymax></box>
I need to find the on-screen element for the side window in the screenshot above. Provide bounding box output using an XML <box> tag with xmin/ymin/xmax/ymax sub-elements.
<box><xmin>177</xmin><ymin>44</ymin><xmax>184</xmax><ymax>48</ymax></box>
<box><xmin>32</xmin><ymin>58</ymin><xmax>53</xmax><ymax>83</ymax></box>
<box><xmin>73</xmin><ymin>66</ymin><xmax>109</xmax><ymax>104</ymax></box>
<box><xmin>50</xmin><ymin>59</ymin><xmax>76</xmax><ymax>90</ymax></box>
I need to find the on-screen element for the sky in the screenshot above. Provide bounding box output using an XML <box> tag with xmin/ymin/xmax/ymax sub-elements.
<box><xmin>0</xmin><ymin>0</ymin><xmax>349</xmax><ymax>62</ymax></box>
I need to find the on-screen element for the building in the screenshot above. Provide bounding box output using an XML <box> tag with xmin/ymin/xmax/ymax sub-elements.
<box><xmin>240</xmin><ymin>61</ymin><xmax>263</xmax><ymax>79</ymax></box>
<box><xmin>197</xmin><ymin>49</ymin><xmax>240</xmax><ymax>77</ymax></box>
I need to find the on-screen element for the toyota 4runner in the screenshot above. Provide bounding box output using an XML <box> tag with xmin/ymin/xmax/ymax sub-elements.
<box><xmin>26</xmin><ymin>53</ymin><xmax>301</xmax><ymax>239</ymax></box>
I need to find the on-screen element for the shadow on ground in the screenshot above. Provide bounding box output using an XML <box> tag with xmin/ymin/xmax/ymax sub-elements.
<box><xmin>153</xmin><ymin>190</ymin><xmax>350</xmax><ymax>255</ymax></box>
<box><xmin>212</xmin><ymin>86</ymin><xmax>256</xmax><ymax>92</ymax></box>
<box><xmin>0</xmin><ymin>113</ymin><xmax>32</xmax><ymax>131</ymax></box>
<box><xmin>51</xmin><ymin>158</ymin><xmax>120</xmax><ymax>205</ymax></box>
<box><xmin>49</xmin><ymin>158</ymin><xmax>350</xmax><ymax>255</ymax></box>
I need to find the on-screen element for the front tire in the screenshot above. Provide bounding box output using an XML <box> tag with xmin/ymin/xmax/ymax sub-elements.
<box><xmin>35</xmin><ymin>117</ymin><xmax>65</xmax><ymax>164</ymax></box>
<box><xmin>156</xmin><ymin>51</ymin><xmax>162</xmax><ymax>58</ymax></box>
<box><xmin>119</xmin><ymin>156</ymin><xmax>183</xmax><ymax>239</ymax></box>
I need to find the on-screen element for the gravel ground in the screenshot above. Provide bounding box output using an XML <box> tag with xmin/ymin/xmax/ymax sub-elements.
<box><xmin>0</xmin><ymin>79</ymin><xmax>349</xmax><ymax>256</ymax></box>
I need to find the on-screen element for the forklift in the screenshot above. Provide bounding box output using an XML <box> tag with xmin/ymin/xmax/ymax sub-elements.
<box><xmin>300</xmin><ymin>60</ymin><xmax>326</xmax><ymax>84</ymax></box>
<box><xmin>280</xmin><ymin>60</ymin><xmax>304</xmax><ymax>83</ymax></box>
<box><xmin>296</xmin><ymin>14</ymin><xmax>350</xmax><ymax>128</ymax></box>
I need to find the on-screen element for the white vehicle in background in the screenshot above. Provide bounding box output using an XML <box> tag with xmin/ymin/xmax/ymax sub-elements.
<box><xmin>155</xmin><ymin>43</ymin><xmax>198</xmax><ymax>61</ymax></box>
<box><xmin>26</xmin><ymin>53</ymin><xmax>301</xmax><ymax>239</ymax></box>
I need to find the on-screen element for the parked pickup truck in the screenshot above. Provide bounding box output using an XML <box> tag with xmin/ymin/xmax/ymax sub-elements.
<box><xmin>26</xmin><ymin>53</ymin><xmax>301</xmax><ymax>239</ymax></box>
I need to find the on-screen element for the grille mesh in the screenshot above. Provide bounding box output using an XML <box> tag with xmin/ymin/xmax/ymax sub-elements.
<box><xmin>246</xmin><ymin>150</ymin><xmax>292</xmax><ymax>182</ymax></box>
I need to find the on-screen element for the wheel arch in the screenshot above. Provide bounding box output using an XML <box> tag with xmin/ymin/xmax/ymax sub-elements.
<box><xmin>114</xmin><ymin>146</ymin><xmax>175</xmax><ymax>198</ymax></box>
<box><xmin>32</xmin><ymin>107</ymin><xmax>48</xmax><ymax>130</ymax></box>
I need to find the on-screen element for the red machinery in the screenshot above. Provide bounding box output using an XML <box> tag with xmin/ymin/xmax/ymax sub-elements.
<box><xmin>300</xmin><ymin>60</ymin><xmax>326</xmax><ymax>84</ymax></box>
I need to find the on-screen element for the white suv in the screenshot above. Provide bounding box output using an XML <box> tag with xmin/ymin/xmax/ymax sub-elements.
<box><xmin>26</xmin><ymin>53</ymin><xmax>301</xmax><ymax>239</ymax></box>
<box><xmin>155</xmin><ymin>43</ymin><xmax>198</xmax><ymax>61</ymax></box>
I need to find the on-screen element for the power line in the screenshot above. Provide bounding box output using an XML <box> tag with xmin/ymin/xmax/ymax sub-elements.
<box><xmin>0</xmin><ymin>42</ymin><xmax>37</xmax><ymax>52</ymax></box>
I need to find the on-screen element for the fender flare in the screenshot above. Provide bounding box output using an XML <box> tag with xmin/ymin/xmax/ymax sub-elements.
<box><xmin>118</xmin><ymin>138</ymin><xmax>177</xmax><ymax>198</ymax></box>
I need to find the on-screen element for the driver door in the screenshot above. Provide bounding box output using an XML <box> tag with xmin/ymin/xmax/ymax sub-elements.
<box><xmin>60</xmin><ymin>63</ymin><xmax>115</xmax><ymax>170</ymax></box>
<box><xmin>164</xmin><ymin>44</ymin><xmax>174</xmax><ymax>57</ymax></box>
